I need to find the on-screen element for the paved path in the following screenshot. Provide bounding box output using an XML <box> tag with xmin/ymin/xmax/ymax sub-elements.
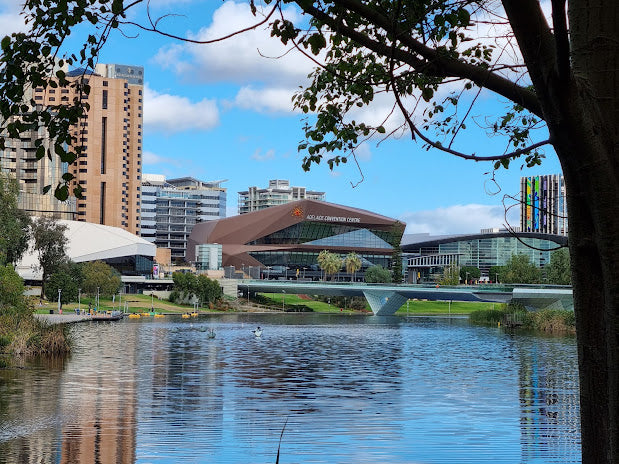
<box><xmin>35</xmin><ymin>314</ymin><xmax>97</xmax><ymax>324</ymax></box>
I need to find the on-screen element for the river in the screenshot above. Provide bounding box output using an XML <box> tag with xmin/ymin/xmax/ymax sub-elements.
<box><xmin>0</xmin><ymin>314</ymin><xmax>581</xmax><ymax>463</ymax></box>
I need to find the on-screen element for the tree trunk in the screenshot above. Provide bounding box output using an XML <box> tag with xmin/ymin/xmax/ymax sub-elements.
<box><xmin>558</xmin><ymin>1</ymin><xmax>619</xmax><ymax>462</ymax></box>
<box><xmin>548</xmin><ymin>62</ymin><xmax>619</xmax><ymax>464</ymax></box>
<box><xmin>505</xmin><ymin>0</ymin><xmax>618</xmax><ymax>459</ymax></box>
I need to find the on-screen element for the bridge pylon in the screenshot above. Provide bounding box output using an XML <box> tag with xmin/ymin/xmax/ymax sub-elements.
<box><xmin>363</xmin><ymin>291</ymin><xmax>408</xmax><ymax>316</ymax></box>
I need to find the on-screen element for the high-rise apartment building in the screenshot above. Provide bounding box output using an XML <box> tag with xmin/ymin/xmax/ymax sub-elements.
<box><xmin>1</xmin><ymin>63</ymin><xmax>144</xmax><ymax>233</ymax></box>
<box><xmin>140</xmin><ymin>175</ymin><xmax>227</xmax><ymax>263</ymax></box>
<box><xmin>0</xmin><ymin>120</ymin><xmax>76</xmax><ymax>219</ymax></box>
<box><xmin>520</xmin><ymin>174</ymin><xmax>568</xmax><ymax>236</ymax></box>
<box><xmin>238</xmin><ymin>179</ymin><xmax>325</xmax><ymax>214</ymax></box>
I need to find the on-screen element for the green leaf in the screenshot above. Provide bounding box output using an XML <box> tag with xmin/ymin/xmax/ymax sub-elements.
<box><xmin>54</xmin><ymin>184</ymin><xmax>69</xmax><ymax>201</ymax></box>
<box><xmin>36</xmin><ymin>145</ymin><xmax>45</xmax><ymax>160</ymax></box>
<box><xmin>0</xmin><ymin>35</ymin><xmax>10</xmax><ymax>51</ymax></box>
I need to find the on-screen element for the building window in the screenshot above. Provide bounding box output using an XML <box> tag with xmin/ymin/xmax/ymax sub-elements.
<box><xmin>103</xmin><ymin>80</ymin><xmax>108</xmax><ymax>87</ymax></box>
<box><xmin>101</xmin><ymin>117</ymin><xmax>107</xmax><ymax>174</ymax></box>
<box><xmin>100</xmin><ymin>182</ymin><xmax>106</xmax><ymax>224</ymax></box>
<box><xmin>102</xmin><ymin>89</ymin><xmax>108</xmax><ymax>109</ymax></box>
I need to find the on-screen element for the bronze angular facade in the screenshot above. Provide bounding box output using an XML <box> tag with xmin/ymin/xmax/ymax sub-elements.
<box><xmin>188</xmin><ymin>199</ymin><xmax>404</xmax><ymax>273</ymax></box>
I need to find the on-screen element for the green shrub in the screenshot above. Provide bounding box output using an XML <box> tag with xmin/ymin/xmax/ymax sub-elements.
<box><xmin>469</xmin><ymin>309</ymin><xmax>506</xmax><ymax>325</ymax></box>
<box><xmin>524</xmin><ymin>309</ymin><xmax>575</xmax><ymax>333</ymax></box>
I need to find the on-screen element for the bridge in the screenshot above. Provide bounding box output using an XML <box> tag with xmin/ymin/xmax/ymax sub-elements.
<box><xmin>238</xmin><ymin>280</ymin><xmax>574</xmax><ymax>316</ymax></box>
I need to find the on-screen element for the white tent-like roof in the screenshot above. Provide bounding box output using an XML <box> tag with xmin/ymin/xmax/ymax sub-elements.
<box><xmin>16</xmin><ymin>220</ymin><xmax>156</xmax><ymax>280</ymax></box>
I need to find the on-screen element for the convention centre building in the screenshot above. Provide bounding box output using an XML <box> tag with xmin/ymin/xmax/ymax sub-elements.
<box><xmin>187</xmin><ymin>199</ymin><xmax>405</xmax><ymax>280</ymax></box>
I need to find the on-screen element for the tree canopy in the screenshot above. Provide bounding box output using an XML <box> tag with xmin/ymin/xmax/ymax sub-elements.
<box><xmin>31</xmin><ymin>216</ymin><xmax>68</xmax><ymax>297</ymax></box>
<box><xmin>364</xmin><ymin>264</ymin><xmax>391</xmax><ymax>283</ymax></box>
<box><xmin>80</xmin><ymin>260</ymin><xmax>121</xmax><ymax>297</ymax></box>
<box><xmin>502</xmin><ymin>253</ymin><xmax>541</xmax><ymax>284</ymax></box>
<box><xmin>440</xmin><ymin>263</ymin><xmax>460</xmax><ymax>286</ymax></box>
<box><xmin>0</xmin><ymin>174</ymin><xmax>31</xmax><ymax>266</ymax></box>
<box><xmin>545</xmin><ymin>248</ymin><xmax>571</xmax><ymax>285</ymax></box>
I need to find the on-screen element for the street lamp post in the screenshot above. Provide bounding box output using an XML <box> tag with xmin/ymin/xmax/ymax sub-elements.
<box><xmin>465</xmin><ymin>272</ymin><xmax>470</xmax><ymax>285</ymax></box>
<box><xmin>78</xmin><ymin>288</ymin><xmax>81</xmax><ymax>313</ymax></box>
<box><xmin>281</xmin><ymin>290</ymin><xmax>285</xmax><ymax>311</ymax></box>
<box><xmin>407</xmin><ymin>298</ymin><xmax>410</xmax><ymax>317</ymax></box>
<box><xmin>495</xmin><ymin>273</ymin><xmax>499</xmax><ymax>284</ymax></box>
<box><xmin>57</xmin><ymin>288</ymin><xmax>62</xmax><ymax>314</ymax></box>
<box><xmin>96</xmin><ymin>287</ymin><xmax>100</xmax><ymax>310</ymax></box>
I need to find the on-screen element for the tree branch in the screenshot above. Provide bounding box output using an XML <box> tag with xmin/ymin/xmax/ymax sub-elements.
<box><xmin>121</xmin><ymin>1</ymin><xmax>279</xmax><ymax>45</ymax></box>
<box><xmin>297</xmin><ymin>0</ymin><xmax>542</xmax><ymax>117</ymax></box>
<box><xmin>501</xmin><ymin>0</ymin><xmax>561</xmax><ymax>107</ymax></box>
<box><xmin>388</xmin><ymin>52</ymin><xmax>551</xmax><ymax>162</ymax></box>
<box><xmin>551</xmin><ymin>0</ymin><xmax>570</xmax><ymax>82</ymax></box>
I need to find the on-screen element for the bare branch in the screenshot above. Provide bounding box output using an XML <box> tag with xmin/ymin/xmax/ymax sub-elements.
<box><xmin>121</xmin><ymin>1</ymin><xmax>279</xmax><ymax>45</ymax></box>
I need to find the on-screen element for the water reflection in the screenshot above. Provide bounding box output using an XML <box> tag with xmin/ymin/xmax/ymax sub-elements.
<box><xmin>0</xmin><ymin>315</ymin><xmax>581</xmax><ymax>463</ymax></box>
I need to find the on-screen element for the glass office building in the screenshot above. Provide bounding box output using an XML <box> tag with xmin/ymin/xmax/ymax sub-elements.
<box><xmin>403</xmin><ymin>231</ymin><xmax>568</xmax><ymax>283</ymax></box>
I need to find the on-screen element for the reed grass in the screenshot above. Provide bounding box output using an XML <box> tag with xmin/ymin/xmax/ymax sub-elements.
<box><xmin>0</xmin><ymin>313</ymin><xmax>71</xmax><ymax>356</ymax></box>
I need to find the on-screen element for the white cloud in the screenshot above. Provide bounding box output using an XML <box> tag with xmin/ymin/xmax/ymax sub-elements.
<box><xmin>251</xmin><ymin>148</ymin><xmax>276</xmax><ymax>161</ymax></box>
<box><xmin>400</xmin><ymin>204</ymin><xmax>519</xmax><ymax>235</ymax></box>
<box><xmin>142</xmin><ymin>150</ymin><xmax>183</xmax><ymax>166</ymax></box>
<box><xmin>0</xmin><ymin>1</ymin><xmax>28</xmax><ymax>35</ymax></box>
<box><xmin>353</xmin><ymin>142</ymin><xmax>372</xmax><ymax>162</ymax></box>
<box><xmin>153</xmin><ymin>1</ymin><xmax>313</xmax><ymax>87</ymax></box>
<box><xmin>232</xmin><ymin>86</ymin><xmax>297</xmax><ymax>114</ymax></box>
<box><xmin>144</xmin><ymin>85</ymin><xmax>219</xmax><ymax>133</ymax></box>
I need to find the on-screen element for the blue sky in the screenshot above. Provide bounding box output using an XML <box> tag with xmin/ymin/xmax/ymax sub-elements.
<box><xmin>0</xmin><ymin>0</ymin><xmax>563</xmax><ymax>234</ymax></box>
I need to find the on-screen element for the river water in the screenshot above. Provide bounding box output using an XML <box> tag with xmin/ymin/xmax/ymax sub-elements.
<box><xmin>0</xmin><ymin>314</ymin><xmax>581</xmax><ymax>463</ymax></box>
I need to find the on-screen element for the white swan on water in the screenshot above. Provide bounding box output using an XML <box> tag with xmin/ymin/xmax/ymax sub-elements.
<box><xmin>253</xmin><ymin>327</ymin><xmax>262</xmax><ymax>337</ymax></box>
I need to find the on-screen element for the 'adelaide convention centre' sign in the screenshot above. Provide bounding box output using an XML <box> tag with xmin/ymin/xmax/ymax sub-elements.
<box><xmin>306</xmin><ymin>214</ymin><xmax>361</xmax><ymax>223</ymax></box>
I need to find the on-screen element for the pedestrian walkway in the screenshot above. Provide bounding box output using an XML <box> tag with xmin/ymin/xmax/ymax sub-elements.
<box><xmin>35</xmin><ymin>313</ymin><xmax>92</xmax><ymax>324</ymax></box>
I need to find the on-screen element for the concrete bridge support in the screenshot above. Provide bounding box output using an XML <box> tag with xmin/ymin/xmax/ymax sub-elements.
<box><xmin>363</xmin><ymin>290</ymin><xmax>408</xmax><ymax>316</ymax></box>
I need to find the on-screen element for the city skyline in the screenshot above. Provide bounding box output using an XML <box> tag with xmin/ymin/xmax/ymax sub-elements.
<box><xmin>0</xmin><ymin>0</ymin><xmax>563</xmax><ymax>234</ymax></box>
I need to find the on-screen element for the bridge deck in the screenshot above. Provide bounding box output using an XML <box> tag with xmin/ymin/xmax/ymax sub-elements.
<box><xmin>239</xmin><ymin>281</ymin><xmax>573</xmax><ymax>315</ymax></box>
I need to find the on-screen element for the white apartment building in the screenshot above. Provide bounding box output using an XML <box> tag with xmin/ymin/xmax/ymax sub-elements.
<box><xmin>140</xmin><ymin>175</ymin><xmax>226</xmax><ymax>263</ymax></box>
<box><xmin>238</xmin><ymin>179</ymin><xmax>325</xmax><ymax>214</ymax></box>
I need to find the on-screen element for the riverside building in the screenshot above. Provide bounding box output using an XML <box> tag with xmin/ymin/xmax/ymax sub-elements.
<box><xmin>140</xmin><ymin>175</ymin><xmax>227</xmax><ymax>263</ymax></box>
<box><xmin>188</xmin><ymin>199</ymin><xmax>404</xmax><ymax>279</ymax></box>
<box><xmin>1</xmin><ymin>63</ymin><xmax>144</xmax><ymax>233</ymax></box>
<box><xmin>402</xmin><ymin>229</ymin><xmax>567</xmax><ymax>283</ymax></box>
<box><xmin>238</xmin><ymin>179</ymin><xmax>325</xmax><ymax>214</ymax></box>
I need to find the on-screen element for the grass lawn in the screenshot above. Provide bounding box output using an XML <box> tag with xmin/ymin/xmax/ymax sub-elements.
<box><xmin>34</xmin><ymin>293</ymin><xmax>203</xmax><ymax>315</ymax></box>
<box><xmin>395</xmin><ymin>299</ymin><xmax>500</xmax><ymax>315</ymax></box>
<box><xmin>33</xmin><ymin>292</ymin><xmax>501</xmax><ymax>316</ymax></box>
<box><xmin>259</xmin><ymin>293</ymin><xmax>365</xmax><ymax>314</ymax></box>
<box><xmin>259</xmin><ymin>293</ymin><xmax>498</xmax><ymax>315</ymax></box>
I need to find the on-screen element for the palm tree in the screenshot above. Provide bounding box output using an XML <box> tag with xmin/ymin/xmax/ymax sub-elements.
<box><xmin>317</xmin><ymin>250</ymin><xmax>342</xmax><ymax>281</ymax></box>
<box><xmin>345</xmin><ymin>252</ymin><xmax>362</xmax><ymax>282</ymax></box>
